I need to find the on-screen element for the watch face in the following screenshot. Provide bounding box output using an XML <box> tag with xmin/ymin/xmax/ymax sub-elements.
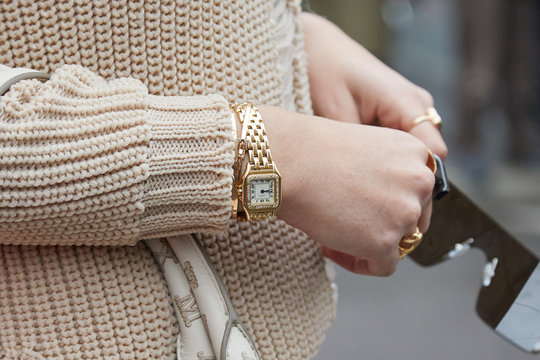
<box><xmin>251</xmin><ymin>178</ymin><xmax>275</xmax><ymax>204</ymax></box>
<box><xmin>244</xmin><ymin>173</ymin><xmax>280</xmax><ymax>210</ymax></box>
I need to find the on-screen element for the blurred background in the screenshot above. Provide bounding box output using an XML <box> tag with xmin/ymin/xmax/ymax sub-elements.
<box><xmin>304</xmin><ymin>0</ymin><xmax>540</xmax><ymax>359</ymax></box>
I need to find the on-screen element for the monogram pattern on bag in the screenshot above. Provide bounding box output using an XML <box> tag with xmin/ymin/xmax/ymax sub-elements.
<box><xmin>183</xmin><ymin>261</ymin><xmax>198</xmax><ymax>289</ymax></box>
<box><xmin>174</xmin><ymin>292</ymin><xmax>202</xmax><ymax>327</ymax></box>
<box><xmin>153</xmin><ymin>239</ymin><xmax>179</xmax><ymax>268</ymax></box>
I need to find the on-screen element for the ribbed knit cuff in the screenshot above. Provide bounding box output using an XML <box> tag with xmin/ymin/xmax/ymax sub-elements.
<box><xmin>139</xmin><ymin>95</ymin><xmax>235</xmax><ymax>238</ymax></box>
<box><xmin>0</xmin><ymin>64</ymin><xmax>234</xmax><ymax>246</ymax></box>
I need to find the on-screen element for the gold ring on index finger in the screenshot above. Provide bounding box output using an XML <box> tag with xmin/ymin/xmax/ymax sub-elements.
<box><xmin>410</xmin><ymin>107</ymin><xmax>442</xmax><ymax>131</ymax></box>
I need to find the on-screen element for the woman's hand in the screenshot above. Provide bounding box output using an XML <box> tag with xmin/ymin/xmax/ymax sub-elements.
<box><xmin>302</xmin><ymin>12</ymin><xmax>447</xmax><ymax>158</ymax></box>
<box><xmin>259</xmin><ymin>106</ymin><xmax>435</xmax><ymax>276</ymax></box>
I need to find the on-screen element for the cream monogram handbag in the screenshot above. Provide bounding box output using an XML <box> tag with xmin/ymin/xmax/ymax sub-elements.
<box><xmin>145</xmin><ymin>236</ymin><xmax>262</xmax><ymax>360</ymax></box>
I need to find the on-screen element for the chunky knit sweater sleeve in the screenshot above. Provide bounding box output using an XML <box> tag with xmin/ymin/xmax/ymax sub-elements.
<box><xmin>0</xmin><ymin>65</ymin><xmax>235</xmax><ymax>246</ymax></box>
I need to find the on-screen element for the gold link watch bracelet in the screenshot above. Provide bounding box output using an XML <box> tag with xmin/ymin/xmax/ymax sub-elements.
<box><xmin>230</xmin><ymin>102</ymin><xmax>282</xmax><ymax>221</ymax></box>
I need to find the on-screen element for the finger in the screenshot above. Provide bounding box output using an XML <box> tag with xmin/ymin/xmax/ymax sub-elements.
<box><xmin>321</xmin><ymin>246</ymin><xmax>370</xmax><ymax>275</ymax></box>
<box><xmin>417</xmin><ymin>196</ymin><xmax>433</xmax><ymax>234</ymax></box>
<box><xmin>394</xmin><ymin>88</ymin><xmax>448</xmax><ymax>159</ymax></box>
<box><xmin>409</xmin><ymin>122</ymin><xmax>448</xmax><ymax>160</ymax></box>
<box><xmin>365</xmin><ymin>250</ymin><xmax>400</xmax><ymax>277</ymax></box>
<box><xmin>321</xmin><ymin>246</ymin><xmax>396</xmax><ymax>276</ymax></box>
<box><xmin>416</xmin><ymin>152</ymin><xmax>436</xmax><ymax>233</ymax></box>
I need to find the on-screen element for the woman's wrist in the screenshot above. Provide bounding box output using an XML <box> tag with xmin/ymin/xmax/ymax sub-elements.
<box><xmin>257</xmin><ymin>105</ymin><xmax>331</xmax><ymax>226</ymax></box>
<box><xmin>256</xmin><ymin>105</ymin><xmax>299</xmax><ymax>220</ymax></box>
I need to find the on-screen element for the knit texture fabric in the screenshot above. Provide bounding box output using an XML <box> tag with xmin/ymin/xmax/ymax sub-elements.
<box><xmin>0</xmin><ymin>0</ymin><xmax>336</xmax><ymax>359</ymax></box>
<box><xmin>0</xmin><ymin>243</ymin><xmax>178</xmax><ymax>360</ymax></box>
<box><xmin>0</xmin><ymin>65</ymin><xmax>234</xmax><ymax>245</ymax></box>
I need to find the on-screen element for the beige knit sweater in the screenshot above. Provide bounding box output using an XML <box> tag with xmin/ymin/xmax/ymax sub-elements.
<box><xmin>0</xmin><ymin>1</ymin><xmax>336</xmax><ymax>359</ymax></box>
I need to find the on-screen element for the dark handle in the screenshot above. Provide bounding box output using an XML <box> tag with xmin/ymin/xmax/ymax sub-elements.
<box><xmin>432</xmin><ymin>154</ymin><xmax>450</xmax><ymax>200</ymax></box>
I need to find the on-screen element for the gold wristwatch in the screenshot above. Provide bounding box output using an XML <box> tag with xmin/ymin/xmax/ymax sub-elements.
<box><xmin>230</xmin><ymin>102</ymin><xmax>281</xmax><ymax>221</ymax></box>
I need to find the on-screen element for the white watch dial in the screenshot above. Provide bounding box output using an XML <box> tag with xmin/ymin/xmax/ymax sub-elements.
<box><xmin>250</xmin><ymin>178</ymin><xmax>275</xmax><ymax>205</ymax></box>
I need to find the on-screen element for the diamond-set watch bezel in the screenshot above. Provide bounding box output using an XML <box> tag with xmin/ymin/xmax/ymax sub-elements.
<box><xmin>243</xmin><ymin>170</ymin><xmax>281</xmax><ymax>211</ymax></box>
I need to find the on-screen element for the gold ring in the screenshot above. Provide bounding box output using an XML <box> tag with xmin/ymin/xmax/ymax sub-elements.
<box><xmin>426</xmin><ymin>150</ymin><xmax>437</xmax><ymax>174</ymax></box>
<box><xmin>410</xmin><ymin>107</ymin><xmax>442</xmax><ymax>130</ymax></box>
<box><xmin>398</xmin><ymin>227</ymin><xmax>423</xmax><ymax>259</ymax></box>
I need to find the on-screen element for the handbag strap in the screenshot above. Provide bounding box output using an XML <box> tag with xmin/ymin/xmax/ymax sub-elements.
<box><xmin>146</xmin><ymin>235</ymin><xmax>261</xmax><ymax>360</ymax></box>
<box><xmin>0</xmin><ymin>65</ymin><xmax>50</xmax><ymax>96</ymax></box>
